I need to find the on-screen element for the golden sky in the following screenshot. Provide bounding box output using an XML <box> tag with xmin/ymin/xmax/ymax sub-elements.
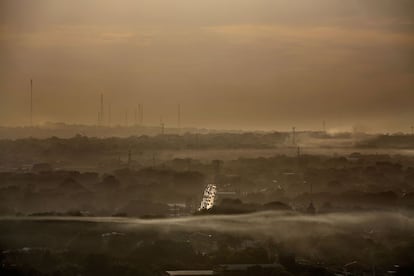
<box><xmin>1</xmin><ymin>0</ymin><xmax>413</xmax><ymax>132</ymax></box>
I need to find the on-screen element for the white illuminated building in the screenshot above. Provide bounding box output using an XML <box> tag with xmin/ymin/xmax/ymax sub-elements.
<box><xmin>199</xmin><ymin>184</ymin><xmax>217</xmax><ymax>210</ymax></box>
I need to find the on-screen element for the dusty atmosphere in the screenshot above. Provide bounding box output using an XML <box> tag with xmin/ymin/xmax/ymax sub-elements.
<box><xmin>1</xmin><ymin>1</ymin><xmax>414</xmax><ymax>276</ymax></box>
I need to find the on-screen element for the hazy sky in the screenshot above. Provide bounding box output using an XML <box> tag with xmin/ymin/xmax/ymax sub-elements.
<box><xmin>1</xmin><ymin>0</ymin><xmax>413</xmax><ymax>132</ymax></box>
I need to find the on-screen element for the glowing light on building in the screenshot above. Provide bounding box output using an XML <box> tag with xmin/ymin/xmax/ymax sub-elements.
<box><xmin>199</xmin><ymin>184</ymin><xmax>217</xmax><ymax>210</ymax></box>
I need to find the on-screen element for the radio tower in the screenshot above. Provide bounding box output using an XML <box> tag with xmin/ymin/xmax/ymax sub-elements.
<box><xmin>292</xmin><ymin>127</ymin><xmax>296</xmax><ymax>145</ymax></box>
<box><xmin>160</xmin><ymin>117</ymin><xmax>165</xmax><ymax>135</ymax></box>
<box><xmin>125</xmin><ymin>110</ymin><xmax>128</xmax><ymax>127</ymax></box>
<box><xmin>139</xmin><ymin>104</ymin><xmax>144</xmax><ymax>125</ymax></box>
<box><xmin>108</xmin><ymin>103</ymin><xmax>111</xmax><ymax>127</ymax></box>
<box><xmin>30</xmin><ymin>79</ymin><xmax>33</xmax><ymax>127</ymax></box>
<box><xmin>100</xmin><ymin>93</ymin><xmax>104</xmax><ymax>126</ymax></box>
<box><xmin>134</xmin><ymin>107</ymin><xmax>138</xmax><ymax>126</ymax></box>
<box><xmin>177</xmin><ymin>104</ymin><xmax>181</xmax><ymax>133</ymax></box>
<box><xmin>137</xmin><ymin>104</ymin><xmax>141</xmax><ymax>126</ymax></box>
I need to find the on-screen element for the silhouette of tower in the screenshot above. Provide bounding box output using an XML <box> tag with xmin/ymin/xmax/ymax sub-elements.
<box><xmin>160</xmin><ymin>117</ymin><xmax>165</xmax><ymax>135</ymax></box>
<box><xmin>30</xmin><ymin>79</ymin><xmax>33</xmax><ymax>127</ymax></box>
<box><xmin>306</xmin><ymin>201</ymin><xmax>316</xmax><ymax>215</ymax></box>
<box><xmin>177</xmin><ymin>104</ymin><xmax>181</xmax><ymax>133</ymax></box>
<box><xmin>100</xmin><ymin>93</ymin><xmax>104</xmax><ymax>126</ymax></box>
<box><xmin>108</xmin><ymin>103</ymin><xmax>111</xmax><ymax>127</ymax></box>
<box><xmin>138</xmin><ymin>104</ymin><xmax>142</xmax><ymax>126</ymax></box>
<box><xmin>306</xmin><ymin>181</ymin><xmax>315</xmax><ymax>214</ymax></box>
<box><xmin>137</xmin><ymin>104</ymin><xmax>141</xmax><ymax>126</ymax></box>
<box><xmin>292</xmin><ymin>127</ymin><xmax>296</xmax><ymax>145</ymax></box>
<box><xmin>140</xmin><ymin>104</ymin><xmax>144</xmax><ymax>125</ymax></box>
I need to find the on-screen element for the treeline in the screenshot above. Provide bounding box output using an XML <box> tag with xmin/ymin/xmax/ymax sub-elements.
<box><xmin>356</xmin><ymin>134</ymin><xmax>414</xmax><ymax>148</ymax></box>
<box><xmin>2</xmin><ymin>152</ymin><xmax>414</xmax><ymax>215</ymax></box>
<box><xmin>0</xmin><ymin>167</ymin><xmax>205</xmax><ymax>216</ymax></box>
<box><xmin>0</xmin><ymin>132</ymin><xmax>288</xmax><ymax>156</ymax></box>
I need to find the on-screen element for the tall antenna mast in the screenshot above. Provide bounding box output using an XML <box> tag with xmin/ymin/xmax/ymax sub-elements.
<box><xmin>160</xmin><ymin>117</ymin><xmax>165</xmax><ymax>135</ymax></box>
<box><xmin>125</xmin><ymin>110</ymin><xmax>128</xmax><ymax>127</ymax></box>
<box><xmin>140</xmin><ymin>104</ymin><xmax>144</xmax><ymax>125</ymax></box>
<box><xmin>30</xmin><ymin>79</ymin><xmax>33</xmax><ymax>127</ymax></box>
<box><xmin>292</xmin><ymin>127</ymin><xmax>296</xmax><ymax>145</ymax></box>
<box><xmin>134</xmin><ymin>107</ymin><xmax>138</xmax><ymax>126</ymax></box>
<box><xmin>178</xmin><ymin>104</ymin><xmax>181</xmax><ymax>133</ymax></box>
<box><xmin>100</xmin><ymin>93</ymin><xmax>104</xmax><ymax>126</ymax></box>
<box><xmin>138</xmin><ymin>104</ymin><xmax>141</xmax><ymax>126</ymax></box>
<box><xmin>108</xmin><ymin>103</ymin><xmax>111</xmax><ymax>127</ymax></box>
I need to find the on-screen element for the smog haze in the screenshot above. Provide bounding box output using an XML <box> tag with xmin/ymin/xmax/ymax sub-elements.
<box><xmin>1</xmin><ymin>0</ymin><xmax>414</xmax><ymax>132</ymax></box>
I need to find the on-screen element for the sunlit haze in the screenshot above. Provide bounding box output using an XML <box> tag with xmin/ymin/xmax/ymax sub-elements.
<box><xmin>1</xmin><ymin>0</ymin><xmax>413</xmax><ymax>132</ymax></box>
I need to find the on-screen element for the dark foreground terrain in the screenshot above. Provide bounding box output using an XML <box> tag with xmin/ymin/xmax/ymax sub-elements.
<box><xmin>1</xmin><ymin>133</ymin><xmax>414</xmax><ymax>275</ymax></box>
<box><xmin>1</xmin><ymin>211</ymin><xmax>414</xmax><ymax>276</ymax></box>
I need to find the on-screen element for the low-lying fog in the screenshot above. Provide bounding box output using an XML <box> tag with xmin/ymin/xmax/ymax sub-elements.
<box><xmin>2</xmin><ymin>210</ymin><xmax>414</xmax><ymax>269</ymax></box>
<box><xmin>4</xmin><ymin>210</ymin><xmax>413</xmax><ymax>247</ymax></box>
